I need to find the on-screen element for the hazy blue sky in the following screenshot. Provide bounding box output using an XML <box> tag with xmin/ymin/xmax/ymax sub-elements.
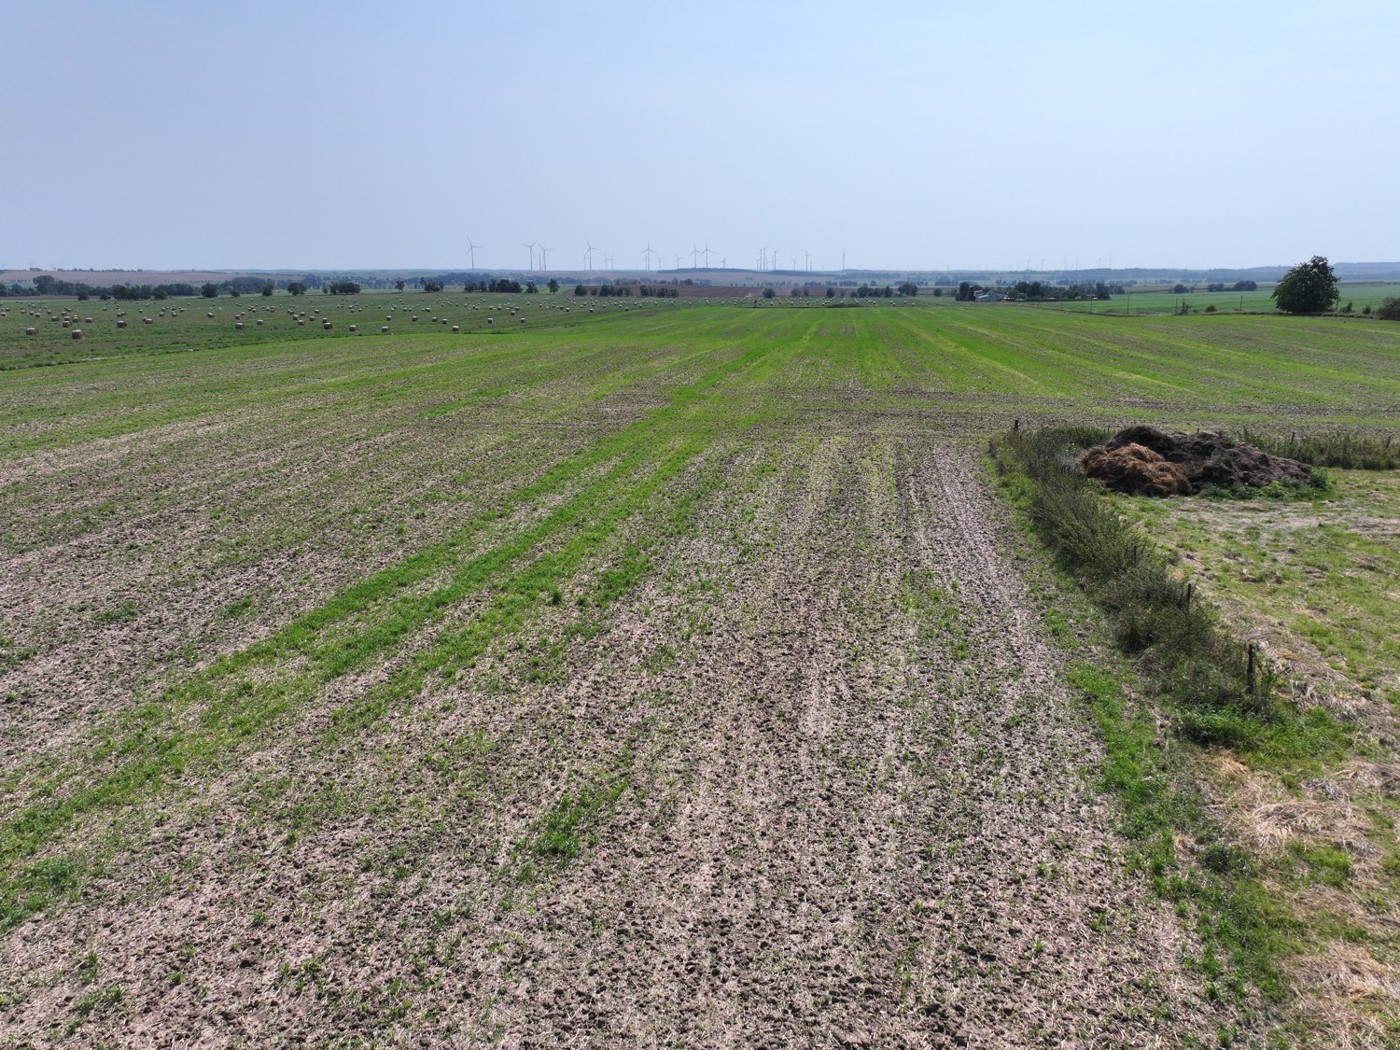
<box><xmin>3</xmin><ymin>1</ymin><xmax>1395</xmax><ymax>272</ymax></box>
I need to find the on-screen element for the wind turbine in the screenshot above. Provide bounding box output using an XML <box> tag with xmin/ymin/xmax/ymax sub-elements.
<box><xmin>585</xmin><ymin>240</ymin><xmax>596</xmax><ymax>271</ymax></box>
<box><xmin>538</xmin><ymin>245</ymin><xmax>550</xmax><ymax>271</ymax></box>
<box><xmin>701</xmin><ymin>241</ymin><xmax>714</xmax><ymax>268</ymax></box>
<box><xmin>523</xmin><ymin>242</ymin><xmax>537</xmax><ymax>271</ymax></box>
<box><xmin>642</xmin><ymin>243</ymin><xmax>655</xmax><ymax>272</ymax></box>
<box><xmin>691</xmin><ymin>242</ymin><xmax>700</xmax><ymax>269</ymax></box>
<box><xmin>771</xmin><ymin>247</ymin><xmax>779</xmax><ymax>273</ymax></box>
<box><xmin>466</xmin><ymin>234</ymin><xmax>483</xmax><ymax>271</ymax></box>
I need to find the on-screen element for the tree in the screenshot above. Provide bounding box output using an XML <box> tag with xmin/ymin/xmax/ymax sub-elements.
<box><xmin>1376</xmin><ymin>297</ymin><xmax>1400</xmax><ymax>321</ymax></box>
<box><xmin>1272</xmin><ymin>256</ymin><xmax>1338</xmax><ymax>314</ymax></box>
<box><xmin>395</xmin><ymin>280</ymin><xmax>405</xmax><ymax>292</ymax></box>
<box><xmin>261</xmin><ymin>283</ymin><xmax>274</xmax><ymax>297</ymax></box>
<box><xmin>201</xmin><ymin>283</ymin><xmax>218</xmax><ymax>298</ymax></box>
<box><xmin>547</xmin><ymin>278</ymin><xmax>559</xmax><ymax>293</ymax></box>
<box><xmin>287</xmin><ymin>282</ymin><xmax>306</xmax><ymax>296</ymax></box>
<box><xmin>574</xmin><ymin>284</ymin><xmax>588</xmax><ymax>296</ymax></box>
<box><xmin>761</xmin><ymin>288</ymin><xmax>775</xmax><ymax>299</ymax></box>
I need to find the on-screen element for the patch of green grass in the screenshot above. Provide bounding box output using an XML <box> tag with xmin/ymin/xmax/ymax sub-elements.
<box><xmin>1286</xmin><ymin>842</ymin><xmax>1354</xmax><ymax>889</ymax></box>
<box><xmin>66</xmin><ymin>984</ymin><xmax>123</xmax><ymax>1034</ymax></box>
<box><xmin>92</xmin><ymin>599</ymin><xmax>140</xmax><ymax>627</ymax></box>
<box><xmin>1069</xmin><ymin>663</ymin><xmax>1293</xmax><ymax>1002</ymax></box>
<box><xmin>1115</xmin><ymin>471</ymin><xmax>1400</xmax><ymax>711</ymax></box>
<box><xmin>216</xmin><ymin>597</ymin><xmax>255</xmax><ymax>621</ymax></box>
<box><xmin>515</xmin><ymin>775</ymin><xmax>630</xmax><ymax>882</ymax></box>
<box><xmin>0</xmin><ymin>636</ymin><xmax>38</xmax><ymax>673</ymax></box>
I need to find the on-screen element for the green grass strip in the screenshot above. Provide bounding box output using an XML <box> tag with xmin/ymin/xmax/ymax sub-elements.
<box><xmin>0</xmin><ymin>338</ymin><xmax>779</xmax><ymax>930</ymax></box>
<box><xmin>990</xmin><ymin>427</ymin><xmax>1345</xmax><ymax>1004</ymax></box>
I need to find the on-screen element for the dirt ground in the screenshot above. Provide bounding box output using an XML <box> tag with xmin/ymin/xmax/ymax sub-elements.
<box><xmin>9</xmin><ymin>307</ymin><xmax>1367</xmax><ymax>1045</ymax></box>
<box><xmin>0</xmin><ymin>434</ymin><xmax>1245</xmax><ymax>1046</ymax></box>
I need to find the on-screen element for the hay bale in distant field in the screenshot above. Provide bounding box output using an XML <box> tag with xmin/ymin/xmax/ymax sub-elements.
<box><xmin>71</xmin><ymin>329</ymin><xmax>83</xmax><ymax>339</ymax></box>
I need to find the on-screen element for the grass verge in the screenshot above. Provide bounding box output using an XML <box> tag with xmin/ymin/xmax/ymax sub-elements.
<box><xmin>991</xmin><ymin>426</ymin><xmax>1354</xmax><ymax>1009</ymax></box>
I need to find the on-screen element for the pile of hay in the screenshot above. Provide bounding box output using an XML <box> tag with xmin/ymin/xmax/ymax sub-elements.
<box><xmin>1078</xmin><ymin>426</ymin><xmax>1312</xmax><ymax>496</ymax></box>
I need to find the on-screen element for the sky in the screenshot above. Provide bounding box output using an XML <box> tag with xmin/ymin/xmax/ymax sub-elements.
<box><xmin>3</xmin><ymin>0</ymin><xmax>1396</xmax><ymax>273</ymax></box>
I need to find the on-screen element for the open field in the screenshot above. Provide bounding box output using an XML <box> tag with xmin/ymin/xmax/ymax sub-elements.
<box><xmin>1019</xmin><ymin>282</ymin><xmax>1400</xmax><ymax>317</ymax></box>
<box><xmin>1</xmin><ymin>304</ymin><xmax>1398</xmax><ymax>1044</ymax></box>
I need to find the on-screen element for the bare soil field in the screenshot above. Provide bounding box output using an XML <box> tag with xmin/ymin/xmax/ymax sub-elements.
<box><xmin>1</xmin><ymin>304</ymin><xmax>1397</xmax><ymax>1045</ymax></box>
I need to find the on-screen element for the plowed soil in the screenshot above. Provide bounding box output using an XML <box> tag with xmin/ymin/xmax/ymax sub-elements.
<box><xmin>4</xmin><ymin>303</ymin><xmax>1397</xmax><ymax>1045</ymax></box>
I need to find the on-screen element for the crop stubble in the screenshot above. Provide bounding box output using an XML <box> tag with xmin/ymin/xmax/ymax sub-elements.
<box><xmin>3</xmin><ymin>305</ymin><xmax>1396</xmax><ymax>1043</ymax></box>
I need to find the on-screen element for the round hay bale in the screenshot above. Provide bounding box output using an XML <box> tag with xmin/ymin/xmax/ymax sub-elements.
<box><xmin>116</xmin><ymin>319</ymin><xmax>126</xmax><ymax>328</ymax></box>
<box><xmin>381</xmin><ymin>326</ymin><xmax>389</xmax><ymax>333</ymax></box>
<box><xmin>348</xmin><ymin>324</ymin><xmax>357</xmax><ymax>332</ymax></box>
<box><xmin>452</xmin><ymin>325</ymin><xmax>460</xmax><ymax>332</ymax></box>
<box><xmin>71</xmin><ymin>329</ymin><xmax>83</xmax><ymax>339</ymax></box>
<box><xmin>235</xmin><ymin>322</ymin><xmax>244</xmax><ymax>329</ymax></box>
<box><xmin>25</xmin><ymin>327</ymin><xmax>36</xmax><ymax>335</ymax></box>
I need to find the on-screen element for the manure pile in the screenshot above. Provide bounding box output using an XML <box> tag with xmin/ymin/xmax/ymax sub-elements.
<box><xmin>1078</xmin><ymin>425</ymin><xmax>1313</xmax><ymax>496</ymax></box>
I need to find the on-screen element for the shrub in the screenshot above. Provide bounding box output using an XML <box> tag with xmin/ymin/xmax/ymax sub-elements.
<box><xmin>991</xmin><ymin>426</ymin><xmax>1287</xmax><ymax>742</ymax></box>
<box><xmin>1235</xmin><ymin>427</ymin><xmax>1399</xmax><ymax>470</ymax></box>
<box><xmin>1376</xmin><ymin>297</ymin><xmax>1400</xmax><ymax>321</ymax></box>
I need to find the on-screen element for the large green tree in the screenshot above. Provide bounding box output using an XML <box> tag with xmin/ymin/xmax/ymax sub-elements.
<box><xmin>1272</xmin><ymin>256</ymin><xmax>1338</xmax><ymax>314</ymax></box>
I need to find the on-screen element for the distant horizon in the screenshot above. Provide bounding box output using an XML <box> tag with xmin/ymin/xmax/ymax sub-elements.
<box><xmin>6</xmin><ymin>260</ymin><xmax>1400</xmax><ymax>281</ymax></box>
